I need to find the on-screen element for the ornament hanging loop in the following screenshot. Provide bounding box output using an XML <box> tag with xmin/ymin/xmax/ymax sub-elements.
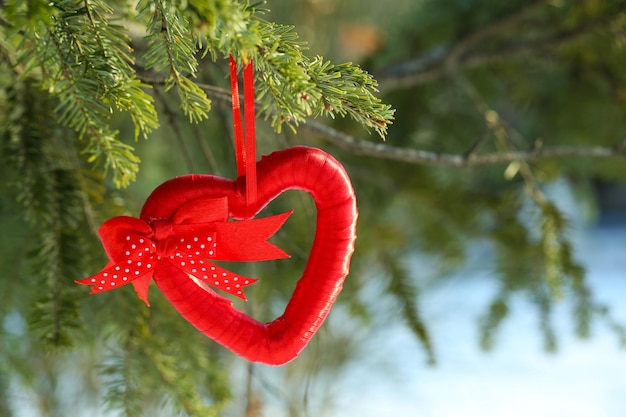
<box><xmin>229</xmin><ymin>54</ymin><xmax>257</xmax><ymax>213</ymax></box>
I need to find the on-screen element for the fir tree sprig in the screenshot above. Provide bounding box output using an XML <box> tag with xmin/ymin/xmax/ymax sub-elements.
<box><xmin>137</xmin><ymin>0</ymin><xmax>212</xmax><ymax>123</ymax></box>
<box><xmin>144</xmin><ymin>337</ymin><xmax>220</xmax><ymax>417</ymax></box>
<box><xmin>8</xmin><ymin>0</ymin><xmax>158</xmax><ymax>187</ymax></box>
<box><xmin>81</xmin><ymin>0</ymin><xmax>159</xmax><ymax>140</ymax></box>
<box><xmin>185</xmin><ymin>0</ymin><xmax>252</xmax><ymax>54</ymax></box>
<box><xmin>305</xmin><ymin>56</ymin><xmax>394</xmax><ymax>137</ymax></box>
<box><xmin>379</xmin><ymin>251</ymin><xmax>435</xmax><ymax>364</ymax></box>
<box><xmin>1</xmin><ymin>77</ymin><xmax>96</xmax><ymax>351</ymax></box>
<box><xmin>180</xmin><ymin>1</ymin><xmax>395</xmax><ymax>136</ymax></box>
<box><xmin>26</xmin><ymin>168</ymin><xmax>88</xmax><ymax>348</ymax></box>
<box><xmin>101</xmin><ymin>332</ymin><xmax>144</xmax><ymax>417</ymax></box>
<box><xmin>237</xmin><ymin>20</ymin><xmax>395</xmax><ymax>137</ymax></box>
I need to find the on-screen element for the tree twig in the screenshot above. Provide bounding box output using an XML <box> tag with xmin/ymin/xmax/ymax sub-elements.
<box><xmin>302</xmin><ymin>119</ymin><xmax>625</xmax><ymax>167</ymax></box>
<box><xmin>152</xmin><ymin>86</ymin><xmax>196</xmax><ymax>172</ymax></box>
<box><xmin>375</xmin><ymin>0</ymin><xmax>607</xmax><ymax>92</ymax></box>
<box><xmin>139</xmin><ymin>77</ymin><xmax>626</xmax><ymax>168</ymax></box>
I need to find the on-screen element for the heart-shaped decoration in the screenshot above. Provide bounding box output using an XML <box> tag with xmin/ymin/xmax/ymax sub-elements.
<box><xmin>78</xmin><ymin>146</ymin><xmax>357</xmax><ymax>365</ymax></box>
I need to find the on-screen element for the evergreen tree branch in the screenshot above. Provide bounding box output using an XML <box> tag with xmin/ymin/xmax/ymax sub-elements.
<box><xmin>148</xmin><ymin>77</ymin><xmax>625</xmax><ymax>167</ymax></box>
<box><xmin>379</xmin><ymin>251</ymin><xmax>435</xmax><ymax>365</ymax></box>
<box><xmin>27</xmin><ymin>169</ymin><xmax>87</xmax><ymax>348</ymax></box>
<box><xmin>44</xmin><ymin>24</ymin><xmax>137</xmax><ymax>182</ymax></box>
<box><xmin>137</xmin><ymin>0</ymin><xmax>212</xmax><ymax>123</ymax></box>
<box><xmin>305</xmin><ymin>120</ymin><xmax>626</xmax><ymax>167</ymax></box>
<box><xmin>593</xmin><ymin>304</ymin><xmax>626</xmax><ymax>348</ymax></box>
<box><xmin>152</xmin><ymin>86</ymin><xmax>196</xmax><ymax>172</ymax></box>
<box><xmin>234</xmin><ymin>19</ymin><xmax>394</xmax><ymax>137</ymax></box>
<box><xmin>102</xmin><ymin>331</ymin><xmax>143</xmax><ymax>417</ymax></box>
<box><xmin>375</xmin><ymin>0</ymin><xmax>611</xmax><ymax>92</ymax></box>
<box><xmin>143</xmin><ymin>338</ymin><xmax>219</xmax><ymax>417</ymax></box>
<box><xmin>8</xmin><ymin>0</ymin><xmax>158</xmax><ymax>187</ymax></box>
<box><xmin>453</xmin><ymin>69</ymin><xmax>582</xmax><ymax>300</ymax></box>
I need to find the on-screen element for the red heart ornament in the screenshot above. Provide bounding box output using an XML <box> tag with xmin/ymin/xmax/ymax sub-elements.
<box><xmin>80</xmin><ymin>146</ymin><xmax>357</xmax><ymax>365</ymax></box>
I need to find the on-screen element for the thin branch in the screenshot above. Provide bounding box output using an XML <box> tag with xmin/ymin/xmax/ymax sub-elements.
<box><xmin>376</xmin><ymin>1</ymin><xmax>608</xmax><ymax>92</ymax></box>
<box><xmin>464</xmin><ymin>132</ymin><xmax>491</xmax><ymax>158</ymax></box>
<box><xmin>152</xmin><ymin>86</ymin><xmax>196</xmax><ymax>172</ymax></box>
<box><xmin>458</xmin><ymin>20</ymin><xmax>607</xmax><ymax>70</ymax></box>
<box><xmin>445</xmin><ymin>0</ymin><xmax>550</xmax><ymax>64</ymax></box>
<box><xmin>139</xmin><ymin>77</ymin><xmax>626</xmax><ymax>168</ymax></box>
<box><xmin>302</xmin><ymin>120</ymin><xmax>625</xmax><ymax>167</ymax></box>
<box><xmin>191</xmin><ymin>122</ymin><xmax>221</xmax><ymax>173</ymax></box>
<box><xmin>375</xmin><ymin>0</ymin><xmax>549</xmax><ymax>89</ymax></box>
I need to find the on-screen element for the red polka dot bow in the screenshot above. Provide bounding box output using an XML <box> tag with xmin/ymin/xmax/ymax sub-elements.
<box><xmin>76</xmin><ymin>195</ymin><xmax>291</xmax><ymax>305</ymax></box>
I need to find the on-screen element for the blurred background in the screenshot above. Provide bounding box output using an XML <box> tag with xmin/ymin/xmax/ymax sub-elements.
<box><xmin>2</xmin><ymin>0</ymin><xmax>626</xmax><ymax>416</ymax></box>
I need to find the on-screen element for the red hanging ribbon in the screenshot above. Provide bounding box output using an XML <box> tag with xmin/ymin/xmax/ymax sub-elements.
<box><xmin>229</xmin><ymin>55</ymin><xmax>257</xmax><ymax>208</ymax></box>
<box><xmin>76</xmin><ymin>196</ymin><xmax>291</xmax><ymax>305</ymax></box>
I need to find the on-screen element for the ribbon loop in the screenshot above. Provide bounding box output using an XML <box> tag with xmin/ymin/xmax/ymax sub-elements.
<box><xmin>229</xmin><ymin>54</ymin><xmax>257</xmax><ymax>212</ymax></box>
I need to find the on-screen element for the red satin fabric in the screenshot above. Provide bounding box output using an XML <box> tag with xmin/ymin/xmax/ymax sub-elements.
<box><xmin>229</xmin><ymin>55</ymin><xmax>257</xmax><ymax>209</ymax></box>
<box><xmin>76</xmin><ymin>198</ymin><xmax>291</xmax><ymax>303</ymax></box>
<box><xmin>140</xmin><ymin>146</ymin><xmax>357</xmax><ymax>365</ymax></box>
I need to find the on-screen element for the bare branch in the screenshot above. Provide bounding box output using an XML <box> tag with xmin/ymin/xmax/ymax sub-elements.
<box><xmin>152</xmin><ymin>86</ymin><xmax>196</xmax><ymax>172</ymax></box>
<box><xmin>302</xmin><ymin>119</ymin><xmax>625</xmax><ymax>167</ymax></box>
<box><xmin>445</xmin><ymin>0</ymin><xmax>550</xmax><ymax>64</ymax></box>
<box><xmin>139</xmin><ymin>77</ymin><xmax>625</xmax><ymax>168</ymax></box>
<box><xmin>375</xmin><ymin>0</ymin><xmax>608</xmax><ymax>92</ymax></box>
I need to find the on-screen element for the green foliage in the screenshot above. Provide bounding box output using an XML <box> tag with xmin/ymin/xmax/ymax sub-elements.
<box><xmin>1</xmin><ymin>0</ymin><xmax>392</xmax><ymax>187</ymax></box>
<box><xmin>1</xmin><ymin>0</ymin><xmax>626</xmax><ymax>415</ymax></box>
<box><xmin>137</xmin><ymin>0</ymin><xmax>212</xmax><ymax>123</ymax></box>
<box><xmin>5</xmin><ymin>0</ymin><xmax>158</xmax><ymax>187</ymax></box>
<box><xmin>92</xmin><ymin>291</ymin><xmax>232</xmax><ymax>417</ymax></box>
<box><xmin>379</xmin><ymin>251</ymin><xmax>435</xmax><ymax>364</ymax></box>
<box><xmin>0</xmin><ymin>364</ymin><xmax>11</xmax><ymax>417</ymax></box>
<box><xmin>251</xmin><ymin>20</ymin><xmax>394</xmax><ymax>135</ymax></box>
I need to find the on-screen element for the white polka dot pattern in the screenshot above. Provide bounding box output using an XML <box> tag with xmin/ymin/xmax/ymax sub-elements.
<box><xmin>79</xmin><ymin>231</ymin><xmax>257</xmax><ymax>300</ymax></box>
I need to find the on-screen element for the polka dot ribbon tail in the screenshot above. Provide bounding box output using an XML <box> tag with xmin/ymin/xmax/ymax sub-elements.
<box><xmin>76</xmin><ymin>195</ymin><xmax>291</xmax><ymax>306</ymax></box>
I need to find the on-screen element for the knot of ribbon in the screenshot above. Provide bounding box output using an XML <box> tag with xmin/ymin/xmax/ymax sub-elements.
<box><xmin>77</xmin><ymin>196</ymin><xmax>291</xmax><ymax>305</ymax></box>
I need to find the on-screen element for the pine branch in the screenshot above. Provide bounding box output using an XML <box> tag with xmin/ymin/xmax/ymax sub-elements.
<box><xmin>2</xmin><ymin>80</ymin><xmax>92</xmax><ymax>349</ymax></box>
<box><xmin>534</xmin><ymin>285</ymin><xmax>558</xmax><ymax>352</ymax></box>
<box><xmin>250</xmin><ymin>20</ymin><xmax>394</xmax><ymax>137</ymax></box>
<box><xmin>594</xmin><ymin>304</ymin><xmax>626</xmax><ymax>348</ymax></box>
<box><xmin>479</xmin><ymin>294</ymin><xmax>509</xmax><ymax>351</ymax></box>
<box><xmin>143</xmin><ymin>336</ymin><xmax>220</xmax><ymax>417</ymax></box>
<box><xmin>9</xmin><ymin>0</ymin><xmax>157</xmax><ymax>187</ymax></box>
<box><xmin>138</xmin><ymin>0</ymin><xmax>212</xmax><ymax>123</ymax></box>
<box><xmin>375</xmin><ymin>0</ymin><xmax>611</xmax><ymax>92</ymax></box>
<box><xmin>80</xmin><ymin>0</ymin><xmax>158</xmax><ymax>139</ymax></box>
<box><xmin>26</xmin><ymin>169</ymin><xmax>87</xmax><ymax>348</ymax></box>
<box><xmin>306</xmin><ymin>119</ymin><xmax>626</xmax><ymax>166</ymax></box>
<box><xmin>155</xmin><ymin>78</ymin><xmax>625</xmax><ymax>167</ymax></box>
<box><xmin>379</xmin><ymin>251</ymin><xmax>435</xmax><ymax>365</ymax></box>
<box><xmin>101</xmin><ymin>332</ymin><xmax>143</xmax><ymax>417</ymax></box>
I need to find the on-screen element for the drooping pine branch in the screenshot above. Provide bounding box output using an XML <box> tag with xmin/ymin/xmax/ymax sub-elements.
<box><xmin>26</xmin><ymin>168</ymin><xmax>88</xmax><ymax>348</ymax></box>
<box><xmin>7</xmin><ymin>0</ymin><xmax>158</xmax><ymax>187</ymax></box>
<box><xmin>144</xmin><ymin>339</ymin><xmax>220</xmax><ymax>417</ymax></box>
<box><xmin>0</xmin><ymin>78</ymin><xmax>95</xmax><ymax>349</ymax></box>
<box><xmin>374</xmin><ymin>0</ymin><xmax>610</xmax><ymax>92</ymax></box>
<box><xmin>101</xmin><ymin>332</ymin><xmax>144</xmax><ymax>417</ymax></box>
<box><xmin>179</xmin><ymin>82</ymin><xmax>626</xmax><ymax>167</ymax></box>
<box><xmin>241</xmin><ymin>20</ymin><xmax>394</xmax><ymax>137</ymax></box>
<box><xmin>137</xmin><ymin>0</ymin><xmax>212</xmax><ymax>123</ymax></box>
<box><xmin>80</xmin><ymin>0</ymin><xmax>159</xmax><ymax>139</ymax></box>
<box><xmin>379</xmin><ymin>251</ymin><xmax>435</xmax><ymax>365</ymax></box>
<box><xmin>3</xmin><ymin>0</ymin><xmax>396</xmax><ymax>188</ymax></box>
